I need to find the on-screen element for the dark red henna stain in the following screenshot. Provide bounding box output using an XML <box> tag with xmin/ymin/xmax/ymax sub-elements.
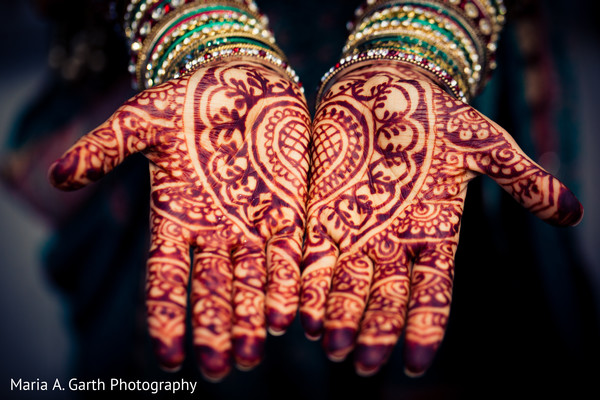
<box><xmin>323</xmin><ymin>327</ymin><xmax>357</xmax><ymax>361</ymax></box>
<box><xmin>302</xmin><ymin>60</ymin><xmax>582</xmax><ymax>378</ymax></box>
<box><xmin>194</xmin><ymin>345</ymin><xmax>232</xmax><ymax>382</ymax></box>
<box><xmin>49</xmin><ymin>59</ymin><xmax>310</xmax><ymax>379</ymax></box>
<box><xmin>233</xmin><ymin>336</ymin><xmax>265</xmax><ymax>370</ymax></box>
<box><xmin>354</xmin><ymin>343</ymin><xmax>394</xmax><ymax>376</ymax></box>
<box><xmin>403</xmin><ymin>341</ymin><xmax>439</xmax><ymax>377</ymax></box>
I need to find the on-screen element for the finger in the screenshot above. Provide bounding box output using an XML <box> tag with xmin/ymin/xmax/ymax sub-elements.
<box><xmin>265</xmin><ymin>227</ymin><xmax>302</xmax><ymax>335</ymax></box>
<box><xmin>48</xmin><ymin>104</ymin><xmax>149</xmax><ymax>190</ymax></box>
<box><xmin>403</xmin><ymin>241</ymin><xmax>456</xmax><ymax>377</ymax></box>
<box><xmin>191</xmin><ymin>246</ymin><xmax>234</xmax><ymax>382</ymax></box>
<box><xmin>462</xmin><ymin>112</ymin><xmax>583</xmax><ymax>226</ymax></box>
<box><xmin>146</xmin><ymin>213</ymin><xmax>191</xmax><ymax>371</ymax></box>
<box><xmin>231</xmin><ymin>244</ymin><xmax>267</xmax><ymax>370</ymax></box>
<box><xmin>491</xmin><ymin>164</ymin><xmax>582</xmax><ymax>226</ymax></box>
<box><xmin>322</xmin><ymin>251</ymin><xmax>373</xmax><ymax>362</ymax></box>
<box><xmin>354</xmin><ymin>256</ymin><xmax>411</xmax><ymax>377</ymax></box>
<box><xmin>299</xmin><ymin>217</ymin><xmax>339</xmax><ymax>340</ymax></box>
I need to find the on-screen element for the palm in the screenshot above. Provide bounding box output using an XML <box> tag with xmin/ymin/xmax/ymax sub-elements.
<box><xmin>300</xmin><ymin>61</ymin><xmax>582</xmax><ymax>376</ymax></box>
<box><xmin>49</xmin><ymin>59</ymin><xmax>310</xmax><ymax>380</ymax></box>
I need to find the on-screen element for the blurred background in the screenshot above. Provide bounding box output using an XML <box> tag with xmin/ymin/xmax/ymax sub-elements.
<box><xmin>1</xmin><ymin>0</ymin><xmax>598</xmax><ymax>399</ymax></box>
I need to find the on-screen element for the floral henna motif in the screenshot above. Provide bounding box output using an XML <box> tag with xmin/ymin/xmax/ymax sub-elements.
<box><xmin>49</xmin><ymin>59</ymin><xmax>310</xmax><ymax>380</ymax></box>
<box><xmin>300</xmin><ymin>61</ymin><xmax>583</xmax><ymax>377</ymax></box>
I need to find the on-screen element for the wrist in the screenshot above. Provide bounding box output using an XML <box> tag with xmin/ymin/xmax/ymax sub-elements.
<box><xmin>318</xmin><ymin>0</ymin><xmax>507</xmax><ymax>103</ymax></box>
<box><xmin>329</xmin><ymin>58</ymin><xmax>445</xmax><ymax>87</ymax></box>
<box><xmin>123</xmin><ymin>0</ymin><xmax>300</xmax><ymax>90</ymax></box>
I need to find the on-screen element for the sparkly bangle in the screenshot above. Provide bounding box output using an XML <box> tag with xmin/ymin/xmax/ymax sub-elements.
<box><xmin>353</xmin><ymin>37</ymin><xmax>469</xmax><ymax>94</ymax></box>
<box><xmin>350</xmin><ymin>0</ymin><xmax>505</xmax><ymax>38</ymax></box>
<box><xmin>348</xmin><ymin>26</ymin><xmax>474</xmax><ymax>84</ymax></box>
<box><xmin>149</xmin><ymin>33</ymin><xmax>285</xmax><ymax>87</ymax></box>
<box><xmin>345</xmin><ymin>8</ymin><xmax>481</xmax><ymax>72</ymax></box>
<box><xmin>123</xmin><ymin>0</ymin><xmax>299</xmax><ymax>90</ymax></box>
<box><xmin>169</xmin><ymin>43</ymin><xmax>300</xmax><ymax>85</ymax></box>
<box><xmin>138</xmin><ymin>9</ymin><xmax>274</xmax><ymax>86</ymax></box>
<box><xmin>139</xmin><ymin>3</ymin><xmax>266</xmax><ymax>60</ymax></box>
<box><xmin>349</xmin><ymin>1</ymin><xmax>488</xmax><ymax>83</ymax></box>
<box><xmin>319</xmin><ymin>0</ymin><xmax>506</xmax><ymax>103</ymax></box>
<box><xmin>124</xmin><ymin>0</ymin><xmax>262</xmax><ymax>46</ymax></box>
<box><xmin>131</xmin><ymin>1</ymin><xmax>264</xmax><ymax>83</ymax></box>
<box><xmin>317</xmin><ymin>47</ymin><xmax>467</xmax><ymax>102</ymax></box>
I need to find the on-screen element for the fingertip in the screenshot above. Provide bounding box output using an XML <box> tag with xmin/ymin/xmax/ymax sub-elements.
<box><xmin>267</xmin><ymin>327</ymin><xmax>286</xmax><ymax>336</ymax></box>
<box><xmin>194</xmin><ymin>345</ymin><xmax>232</xmax><ymax>382</ymax></box>
<box><xmin>553</xmin><ymin>190</ymin><xmax>584</xmax><ymax>227</ymax></box>
<box><xmin>152</xmin><ymin>337</ymin><xmax>185</xmax><ymax>373</ymax></box>
<box><xmin>326</xmin><ymin>353</ymin><xmax>347</xmax><ymax>362</ymax></box>
<box><xmin>201</xmin><ymin>371</ymin><xmax>227</xmax><ymax>383</ymax></box>
<box><xmin>266</xmin><ymin>308</ymin><xmax>295</xmax><ymax>336</ymax></box>
<box><xmin>354</xmin><ymin>343</ymin><xmax>392</xmax><ymax>377</ymax></box>
<box><xmin>47</xmin><ymin>160</ymin><xmax>59</xmax><ymax>184</ymax></box>
<box><xmin>235</xmin><ymin>362</ymin><xmax>258</xmax><ymax>372</ymax></box>
<box><xmin>573</xmin><ymin>205</ymin><xmax>584</xmax><ymax>227</ymax></box>
<box><xmin>232</xmin><ymin>335</ymin><xmax>265</xmax><ymax>371</ymax></box>
<box><xmin>356</xmin><ymin>365</ymin><xmax>379</xmax><ymax>377</ymax></box>
<box><xmin>403</xmin><ymin>341</ymin><xmax>437</xmax><ymax>378</ymax></box>
<box><xmin>403</xmin><ymin>367</ymin><xmax>426</xmax><ymax>378</ymax></box>
<box><xmin>159</xmin><ymin>363</ymin><xmax>183</xmax><ymax>373</ymax></box>
<box><xmin>47</xmin><ymin>159</ymin><xmax>80</xmax><ymax>191</ymax></box>
<box><xmin>300</xmin><ymin>311</ymin><xmax>323</xmax><ymax>340</ymax></box>
<box><xmin>48</xmin><ymin>157</ymin><xmax>94</xmax><ymax>191</ymax></box>
<box><xmin>323</xmin><ymin>327</ymin><xmax>356</xmax><ymax>362</ymax></box>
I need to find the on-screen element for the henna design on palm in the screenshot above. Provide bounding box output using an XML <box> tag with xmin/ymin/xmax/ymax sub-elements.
<box><xmin>300</xmin><ymin>61</ymin><xmax>583</xmax><ymax>377</ymax></box>
<box><xmin>49</xmin><ymin>59</ymin><xmax>310</xmax><ymax>381</ymax></box>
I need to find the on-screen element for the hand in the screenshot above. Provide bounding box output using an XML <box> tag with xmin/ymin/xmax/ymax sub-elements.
<box><xmin>299</xmin><ymin>61</ymin><xmax>583</xmax><ymax>377</ymax></box>
<box><xmin>48</xmin><ymin>59</ymin><xmax>310</xmax><ymax>381</ymax></box>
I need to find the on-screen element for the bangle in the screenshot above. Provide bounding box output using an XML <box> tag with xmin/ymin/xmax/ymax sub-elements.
<box><xmin>318</xmin><ymin>0</ymin><xmax>506</xmax><ymax>103</ymax></box>
<box><xmin>123</xmin><ymin>0</ymin><xmax>300</xmax><ymax>90</ymax></box>
<box><xmin>168</xmin><ymin>43</ymin><xmax>300</xmax><ymax>85</ymax></box>
<box><xmin>317</xmin><ymin>46</ymin><xmax>466</xmax><ymax>102</ymax></box>
<box><xmin>124</xmin><ymin>0</ymin><xmax>262</xmax><ymax>54</ymax></box>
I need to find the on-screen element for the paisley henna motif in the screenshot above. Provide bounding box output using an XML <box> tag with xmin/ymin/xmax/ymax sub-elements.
<box><xmin>300</xmin><ymin>60</ymin><xmax>583</xmax><ymax>377</ymax></box>
<box><xmin>49</xmin><ymin>59</ymin><xmax>310</xmax><ymax>380</ymax></box>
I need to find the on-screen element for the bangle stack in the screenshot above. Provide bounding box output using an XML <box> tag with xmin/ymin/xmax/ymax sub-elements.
<box><xmin>318</xmin><ymin>0</ymin><xmax>506</xmax><ymax>103</ymax></box>
<box><xmin>123</xmin><ymin>0</ymin><xmax>300</xmax><ymax>90</ymax></box>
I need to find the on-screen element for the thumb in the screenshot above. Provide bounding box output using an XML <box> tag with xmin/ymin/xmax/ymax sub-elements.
<box><xmin>495</xmin><ymin>163</ymin><xmax>583</xmax><ymax>227</ymax></box>
<box><xmin>48</xmin><ymin>105</ymin><xmax>149</xmax><ymax>191</ymax></box>
<box><xmin>468</xmin><ymin>116</ymin><xmax>583</xmax><ymax>226</ymax></box>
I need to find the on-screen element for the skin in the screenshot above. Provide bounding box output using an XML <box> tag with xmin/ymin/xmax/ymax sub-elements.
<box><xmin>48</xmin><ymin>58</ymin><xmax>311</xmax><ymax>381</ymax></box>
<box><xmin>48</xmin><ymin>54</ymin><xmax>583</xmax><ymax>381</ymax></box>
<box><xmin>299</xmin><ymin>60</ymin><xmax>583</xmax><ymax>377</ymax></box>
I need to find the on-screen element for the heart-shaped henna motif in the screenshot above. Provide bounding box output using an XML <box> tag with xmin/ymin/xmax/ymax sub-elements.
<box><xmin>300</xmin><ymin>61</ymin><xmax>583</xmax><ymax>377</ymax></box>
<box><xmin>49</xmin><ymin>59</ymin><xmax>310</xmax><ymax>380</ymax></box>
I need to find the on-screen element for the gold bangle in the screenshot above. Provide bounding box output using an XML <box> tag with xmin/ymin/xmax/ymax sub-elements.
<box><xmin>150</xmin><ymin>32</ymin><xmax>286</xmax><ymax>86</ymax></box>
<box><xmin>338</xmin><ymin>0</ymin><xmax>505</xmax><ymax>99</ymax></box>
<box><xmin>167</xmin><ymin>43</ymin><xmax>300</xmax><ymax>87</ymax></box>
<box><xmin>134</xmin><ymin>1</ymin><xmax>269</xmax><ymax>87</ymax></box>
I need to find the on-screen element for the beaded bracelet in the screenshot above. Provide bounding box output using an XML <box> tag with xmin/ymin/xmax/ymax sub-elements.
<box><xmin>344</xmin><ymin>7</ymin><xmax>480</xmax><ymax>75</ymax></box>
<box><xmin>169</xmin><ymin>43</ymin><xmax>299</xmax><ymax>84</ymax></box>
<box><xmin>318</xmin><ymin>46</ymin><xmax>467</xmax><ymax>102</ymax></box>
<box><xmin>318</xmin><ymin>0</ymin><xmax>506</xmax><ymax>103</ymax></box>
<box><xmin>123</xmin><ymin>0</ymin><xmax>300</xmax><ymax>90</ymax></box>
